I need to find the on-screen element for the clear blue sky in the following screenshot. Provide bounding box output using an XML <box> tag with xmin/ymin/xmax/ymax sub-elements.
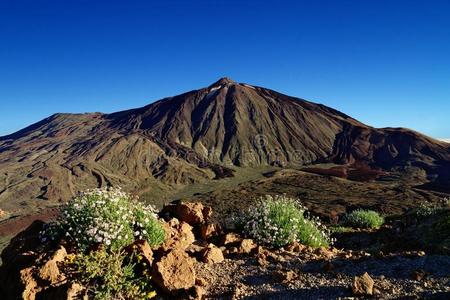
<box><xmin>1</xmin><ymin>0</ymin><xmax>449</xmax><ymax>139</ymax></box>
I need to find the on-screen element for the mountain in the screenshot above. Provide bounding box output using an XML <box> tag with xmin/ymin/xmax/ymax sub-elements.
<box><xmin>1</xmin><ymin>77</ymin><xmax>449</xmax><ymax>215</ymax></box>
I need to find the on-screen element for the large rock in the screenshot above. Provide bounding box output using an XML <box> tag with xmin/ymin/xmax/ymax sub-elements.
<box><xmin>160</xmin><ymin>221</ymin><xmax>195</xmax><ymax>252</ymax></box>
<box><xmin>20</xmin><ymin>267</ymin><xmax>41</xmax><ymax>300</ymax></box>
<box><xmin>152</xmin><ymin>249</ymin><xmax>196</xmax><ymax>294</ymax></box>
<box><xmin>0</xmin><ymin>221</ymin><xmax>46</xmax><ymax>299</ymax></box>
<box><xmin>162</xmin><ymin>202</ymin><xmax>212</xmax><ymax>225</ymax></box>
<box><xmin>352</xmin><ymin>272</ymin><xmax>374</xmax><ymax>295</ymax></box>
<box><xmin>38</xmin><ymin>246</ymin><xmax>67</xmax><ymax>284</ymax></box>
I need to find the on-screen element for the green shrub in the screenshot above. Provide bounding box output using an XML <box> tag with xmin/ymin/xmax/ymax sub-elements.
<box><xmin>69</xmin><ymin>249</ymin><xmax>156</xmax><ymax>300</ymax></box>
<box><xmin>345</xmin><ymin>209</ymin><xmax>384</xmax><ymax>229</ymax></box>
<box><xmin>41</xmin><ymin>187</ymin><xmax>165</xmax><ymax>251</ymax></box>
<box><xmin>237</xmin><ymin>195</ymin><xmax>332</xmax><ymax>248</ymax></box>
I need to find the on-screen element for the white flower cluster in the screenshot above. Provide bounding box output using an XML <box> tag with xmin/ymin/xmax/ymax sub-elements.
<box><xmin>239</xmin><ymin>195</ymin><xmax>333</xmax><ymax>248</ymax></box>
<box><xmin>41</xmin><ymin>187</ymin><xmax>165</xmax><ymax>251</ymax></box>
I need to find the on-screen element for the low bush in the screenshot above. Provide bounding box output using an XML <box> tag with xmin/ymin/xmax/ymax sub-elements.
<box><xmin>41</xmin><ymin>187</ymin><xmax>165</xmax><ymax>252</ymax></box>
<box><xmin>345</xmin><ymin>209</ymin><xmax>384</xmax><ymax>229</ymax></box>
<box><xmin>237</xmin><ymin>195</ymin><xmax>333</xmax><ymax>248</ymax></box>
<box><xmin>68</xmin><ymin>249</ymin><xmax>156</xmax><ymax>300</ymax></box>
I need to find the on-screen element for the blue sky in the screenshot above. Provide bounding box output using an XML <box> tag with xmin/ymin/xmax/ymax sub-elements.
<box><xmin>1</xmin><ymin>0</ymin><xmax>449</xmax><ymax>139</ymax></box>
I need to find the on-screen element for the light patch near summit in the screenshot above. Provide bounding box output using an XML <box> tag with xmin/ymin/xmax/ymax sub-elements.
<box><xmin>209</xmin><ymin>86</ymin><xmax>222</xmax><ymax>92</ymax></box>
<box><xmin>242</xmin><ymin>84</ymin><xmax>255</xmax><ymax>89</ymax></box>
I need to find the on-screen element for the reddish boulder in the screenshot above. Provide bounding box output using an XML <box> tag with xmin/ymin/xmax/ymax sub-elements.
<box><xmin>201</xmin><ymin>245</ymin><xmax>224</xmax><ymax>264</ymax></box>
<box><xmin>152</xmin><ymin>249</ymin><xmax>196</xmax><ymax>294</ymax></box>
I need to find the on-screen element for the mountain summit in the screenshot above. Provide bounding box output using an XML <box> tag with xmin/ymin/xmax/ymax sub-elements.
<box><xmin>0</xmin><ymin>78</ymin><xmax>449</xmax><ymax>213</ymax></box>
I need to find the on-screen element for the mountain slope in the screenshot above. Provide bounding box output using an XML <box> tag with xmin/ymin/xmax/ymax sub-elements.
<box><xmin>0</xmin><ymin>77</ymin><xmax>449</xmax><ymax>215</ymax></box>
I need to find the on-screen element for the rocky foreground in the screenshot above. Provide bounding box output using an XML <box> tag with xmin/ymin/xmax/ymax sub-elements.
<box><xmin>0</xmin><ymin>201</ymin><xmax>449</xmax><ymax>300</ymax></box>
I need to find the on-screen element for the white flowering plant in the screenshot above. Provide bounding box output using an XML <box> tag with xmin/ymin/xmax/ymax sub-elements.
<box><xmin>41</xmin><ymin>187</ymin><xmax>165</xmax><ymax>252</ymax></box>
<box><xmin>237</xmin><ymin>195</ymin><xmax>333</xmax><ymax>248</ymax></box>
<box><xmin>345</xmin><ymin>209</ymin><xmax>384</xmax><ymax>229</ymax></box>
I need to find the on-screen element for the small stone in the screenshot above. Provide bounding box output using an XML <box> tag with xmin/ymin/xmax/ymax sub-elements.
<box><xmin>201</xmin><ymin>246</ymin><xmax>224</xmax><ymax>264</ymax></box>
<box><xmin>413</xmin><ymin>270</ymin><xmax>427</xmax><ymax>281</ymax></box>
<box><xmin>256</xmin><ymin>253</ymin><xmax>268</xmax><ymax>266</ymax></box>
<box><xmin>238</xmin><ymin>239</ymin><xmax>257</xmax><ymax>254</ymax></box>
<box><xmin>285</xmin><ymin>241</ymin><xmax>305</xmax><ymax>253</ymax></box>
<box><xmin>352</xmin><ymin>272</ymin><xmax>374</xmax><ymax>295</ymax></box>
<box><xmin>272</xmin><ymin>270</ymin><xmax>297</xmax><ymax>283</ymax></box>
<box><xmin>314</xmin><ymin>247</ymin><xmax>334</xmax><ymax>259</ymax></box>
<box><xmin>221</xmin><ymin>233</ymin><xmax>242</xmax><ymax>246</ymax></box>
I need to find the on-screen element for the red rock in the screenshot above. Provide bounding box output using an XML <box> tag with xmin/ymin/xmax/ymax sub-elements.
<box><xmin>201</xmin><ymin>246</ymin><xmax>224</xmax><ymax>264</ymax></box>
<box><xmin>179</xmin><ymin>202</ymin><xmax>207</xmax><ymax>224</ymax></box>
<box><xmin>38</xmin><ymin>246</ymin><xmax>67</xmax><ymax>284</ymax></box>
<box><xmin>20</xmin><ymin>267</ymin><xmax>40</xmax><ymax>300</ymax></box>
<box><xmin>152</xmin><ymin>249</ymin><xmax>196</xmax><ymax>294</ymax></box>
<box><xmin>161</xmin><ymin>221</ymin><xmax>195</xmax><ymax>252</ymax></box>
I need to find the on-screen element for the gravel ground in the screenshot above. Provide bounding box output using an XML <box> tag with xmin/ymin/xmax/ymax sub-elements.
<box><xmin>196</xmin><ymin>251</ymin><xmax>450</xmax><ymax>299</ymax></box>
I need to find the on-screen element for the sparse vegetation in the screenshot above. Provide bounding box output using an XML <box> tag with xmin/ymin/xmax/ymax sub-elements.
<box><xmin>345</xmin><ymin>209</ymin><xmax>384</xmax><ymax>229</ymax></box>
<box><xmin>41</xmin><ymin>187</ymin><xmax>165</xmax><ymax>251</ymax></box>
<box><xmin>413</xmin><ymin>199</ymin><xmax>450</xmax><ymax>218</ymax></box>
<box><xmin>237</xmin><ymin>195</ymin><xmax>333</xmax><ymax>248</ymax></box>
<box><xmin>68</xmin><ymin>249</ymin><xmax>156</xmax><ymax>300</ymax></box>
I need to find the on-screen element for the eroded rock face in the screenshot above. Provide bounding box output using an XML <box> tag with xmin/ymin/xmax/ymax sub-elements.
<box><xmin>152</xmin><ymin>249</ymin><xmax>196</xmax><ymax>294</ymax></box>
<box><xmin>352</xmin><ymin>272</ymin><xmax>374</xmax><ymax>295</ymax></box>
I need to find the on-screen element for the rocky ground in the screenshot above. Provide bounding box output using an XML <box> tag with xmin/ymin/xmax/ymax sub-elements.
<box><xmin>197</xmin><ymin>247</ymin><xmax>450</xmax><ymax>299</ymax></box>
<box><xmin>0</xmin><ymin>201</ymin><xmax>448</xmax><ymax>300</ymax></box>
